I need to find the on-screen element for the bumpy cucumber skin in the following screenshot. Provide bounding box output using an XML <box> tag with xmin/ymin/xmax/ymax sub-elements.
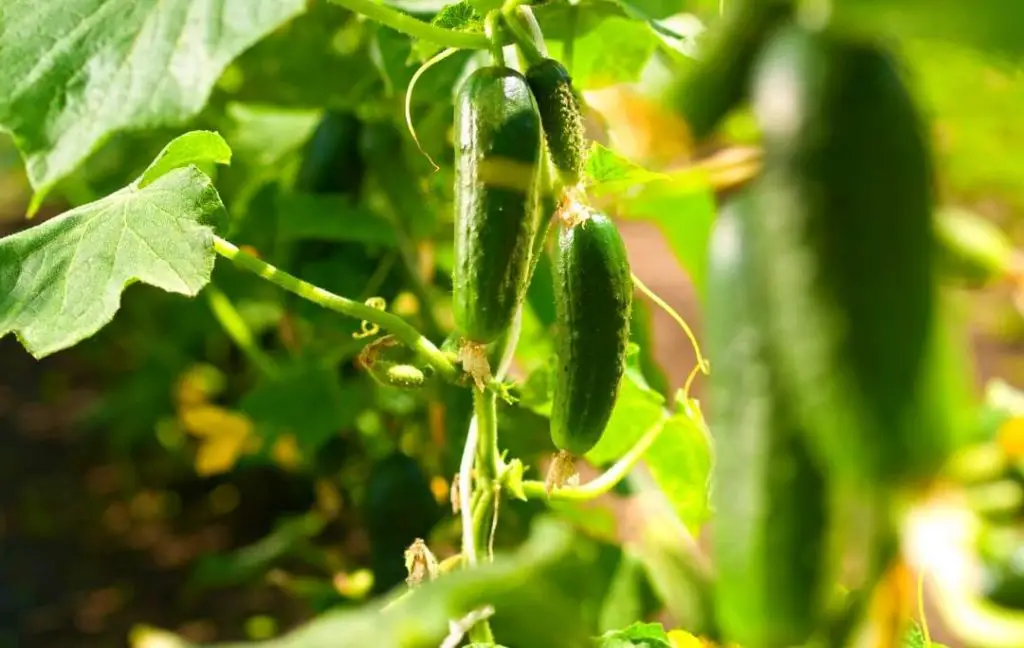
<box><xmin>551</xmin><ymin>213</ymin><xmax>633</xmax><ymax>456</ymax></box>
<box><xmin>669</xmin><ymin>0</ymin><xmax>791</xmax><ymax>141</ymax></box>
<box><xmin>749</xmin><ymin>25</ymin><xmax>938</xmax><ymax>484</ymax></box>
<box><xmin>526</xmin><ymin>59</ymin><xmax>587</xmax><ymax>185</ymax></box>
<box><xmin>707</xmin><ymin>194</ymin><xmax>829</xmax><ymax>648</ymax></box>
<box><xmin>453</xmin><ymin>67</ymin><xmax>543</xmax><ymax>344</ymax></box>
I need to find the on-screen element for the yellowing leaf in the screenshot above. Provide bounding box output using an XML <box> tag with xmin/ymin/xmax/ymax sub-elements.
<box><xmin>272</xmin><ymin>434</ymin><xmax>302</xmax><ymax>470</ymax></box>
<box><xmin>194</xmin><ymin>432</ymin><xmax>249</xmax><ymax>477</ymax></box>
<box><xmin>178</xmin><ymin>403</ymin><xmax>254</xmax><ymax>477</ymax></box>
<box><xmin>174</xmin><ymin>363</ymin><xmax>226</xmax><ymax>408</ymax></box>
<box><xmin>179</xmin><ymin>404</ymin><xmax>253</xmax><ymax>440</ymax></box>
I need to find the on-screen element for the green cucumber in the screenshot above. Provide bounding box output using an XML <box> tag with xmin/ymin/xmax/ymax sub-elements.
<box><xmin>453</xmin><ymin>66</ymin><xmax>543</xmax><ymax>345</ymax></box>
<box><xmin>295</xmin><ymin>109</ymin><xmax>364</xmax><ymax>195</ymax></box>
<box><xmin>707</xmin><ymin>193</ymin><xmax>830</xmax><ymax>648</ymax></box>
<box><xmin>749</xmin><ymin>25</ymin><xmax>938</xmax><ymax>484</ymax></box>
<box><xmin>550</xmin><ymin>212</ymin><xmax>633</xmax><ymax>456</ymax></box>
<box><xmin>666</xmin><ymin>0</ymin><xmax>791</xmax><ymax>141</ymax></box>
<box><xmin>364</xmin><ymin>452</ymin><xmax>442</xmax><ymax>593</ymax></box>
<box><xmin>526</xmin><ymin>58</ymin><xmax>587</xmax><ymax>185</ymax></box>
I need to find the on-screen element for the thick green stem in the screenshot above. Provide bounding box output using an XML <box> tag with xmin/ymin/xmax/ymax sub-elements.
<box><xmin>522</xmin><ymin>416</ymin><xmax>668</xmax><ymax>501</ymax></box>
<box><xmin>466</xmin><ymin>441</ymin><xmax>497</xmax><ymax>644</ymax></box>
<box><xmin>213</xmin><ymin>236</ymin><xmax>456</xmax><ymax>381</ymax></box>
<box><xmin>502</xmin><ymin>6</ymin><xmax>546</xmax><ymax>67</ymax></box>
<box><xmin>484</xmin><ymin>11</ymin><xmax>507</xmax><ymax>65</ymax></box>
<box><xmin>474</xmin><ymin>389</ymin><xmax>501</xmax><ymax>482</ymax></box>
<box><xmin>329</xmin><ymin>0</ymin><xmax>492</xmax><ymax>49</ymax></box>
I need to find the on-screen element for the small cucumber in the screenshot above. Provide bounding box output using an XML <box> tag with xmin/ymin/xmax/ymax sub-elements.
<box><xmin>453</xmin><ymin>66</ymin><xmax>543</xmax><ymax>345</ymax></box>
<box><xmin>707</xmin><ymin>193</ymin><xmax>830</xmax><ymax>648</ymax></box>
<box><xmin>295</xmin><ymin>109</ymin><xmax>364</xmax><ymax>195</ymax></box>
<box><xmin>749</xmin><ymin>24</ymin><xmax>939</xmax><ymax>484</ymax></box>
<box><xmin>550</xmin><ymin>212</ymin><xmax>633</xmax><ymax>456</ymax></box>
<box><xmin>526</xmin><ymin>58</ymin><xmax>587</xmax><ymax>185</ymax></box>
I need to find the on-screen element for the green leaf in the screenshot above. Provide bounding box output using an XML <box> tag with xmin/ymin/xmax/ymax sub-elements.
<box><xmin>224</xmin><ymin>103</ymin><xmax>321</xmax><ymax>171</ymax></box>
<box><xmin>832</xmin><ymin>0</ymin><xmax>1024</xmax><ymax>59</ymax></box>
<box><xmin>581</xmin><ymin>348</ymin><xmax>712</xmax><ymax>530</ymax></box>
<box><xmin>274</xmin><ymin>191</ymin><xmax>399</xmax><ymax>248</ymax></box>
<box><xmin>191</xmin><ymin>516</ymin><xmax>595</xmax><ymax>648</ymax></box>
<box><xmin>598</xmin><ymin>621</ymin><xmax>672</xmax><ymax>647</ymax></box>
<box><xmin>629</xmin><ymin>299</ymin><xmax>671</xmax><ymax>398</ymax></box>
<box><xmin>139</xmin><ymin>131</ymin><xmax>232</xmax><ymax>188</ymax></box>
<box><xmin>533</xmin><ymin>0</ymin><xmax>629</xmax><ymax>41</ymax></box>
<box><xmin>598</xmin><ymin>551</ymin><xmax>659</xmax><ymax>634</ymax></box>
<box><xmin>901</xmin><ymin>621</ymin><xmax>949</xmax><ymax>648</ymax></box>
<box><xmin>0</xmin><ymin>0</ymin><xmax>306</xmax><ymax>211</ymax></box>
<box><xmin>630</xmin><ymin>511</ymin><xmax>715</xmax><ymax>636</ymax></box>
<box><xmin>188</xmin><ymin>513</ymin><xmax>325</xmax><ymax>589</ymax></box>
<box><xmin>612</xmin><ymin>0</ymin><xmax>688</xmax><ymax>21</ymax></box>
<box><xmin>618</xmin><ymin>176</ymin><xmax>717</xmax><ymax>298</ymax></box>
<box><xmin>644</xmin><ymin>404</ymin><xmax>713</xmax><ymax>532</ymax></box>
<box><xmin>466</xmin><ymin>0</ymin><xmax>502</xmax><ymax>16</ymax></box>
<box><xmin>584</xmin><ymin>364</ymin><xmax>667</xmax><ymax>465</ymax></box>
<box><xmin>241</xmin><ymin>360</ymin><xmax>364</xmax><ymax>453</ymax></box>
<box><xmin>546</xmin><ymin>16</ymin><xmax>659</xmax><ymax>90</ymax></box>
<box><xmin>902</xmin><ymin>40</ymin><xmax>1024</xmax><ymax>210</ymax></box>
<box><xmin>0</xmin><ymin>165</ymin><xmax>225</xmax><ymax>358</ymax></box>
<box><xmin>412</xmin><ymin>1</ymin><xmax>483</xmax><ymax>60</ymax></box>
<box><xmin>585</xmin><ymin>143</ymin><xmax>668</xmax><ymax>196</ymax></box>
<box><xmin>223</xmin><ymin>1</ymin><xmax>379</xmax><ymax>110</ymax></box>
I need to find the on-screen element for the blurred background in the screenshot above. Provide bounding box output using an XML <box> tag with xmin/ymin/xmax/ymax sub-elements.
<box><xmin>3</xmin><ymin>1</ymin><xmax>1024</xmax><ymax>647</ymax></box>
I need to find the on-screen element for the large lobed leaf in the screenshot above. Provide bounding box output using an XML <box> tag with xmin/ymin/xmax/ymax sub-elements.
<box><xmin>0</xmin><ymin>131</ymin><xmax>231</xmax><ymax>358</ymax></box>
<box><xmin>0</xmin><ymin>0</ymin><xmax>305</xmax><ymax>211</ymax></box>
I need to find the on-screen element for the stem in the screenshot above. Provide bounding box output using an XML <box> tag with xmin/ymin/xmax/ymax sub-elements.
<box><xmin>484</xmin><ymin>11</ymin><xmax>507</xmax><ymax>65</ymax></box>
<box><xmin>466</xmin><ymin>456</ymin><xmax>497</xmax><ymax>644</ymax></box>
<box><xmin>474</xmin><ymin>389</ymin><xmax>501</xmax><ymax>482</ymax></box>
<box><xmin>516</xmin><ymin>5</ymin><xmax>548</xmax><ymax>57</ymax></box>
<box><xmin>564</xmin><ymin>2</ymin><xmax>578</xmax><ymax>70</ymax></box>
<box><xmin>205</xmin><ymin>284</ymin><xmax>280</xmax><ymax>378</ymax></box>
<box><xmin>502</xmin><ymin>6</ymin><xmax>546</xmax><ymax>67</ymax></box>
<box><xmin>459</xmin><ymin>415</ymin><xmax>479</xmax><ymax>566</ymax></box>
<box><xmin>212</xmin><ymin>236</ymin><xmax>456</xmax><ymax>381</ymax></box>
<box><xmin>522</xmin><ymin>416</ymin><xmax>668</xmax><ymax>501</ymax></box>
<box><xmin>329</xmin><ymin>0</ymin><xmax>492</xmax><ymax>49</ymax></box>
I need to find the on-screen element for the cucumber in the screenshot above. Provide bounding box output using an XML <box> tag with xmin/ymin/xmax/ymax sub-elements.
<box><xmin>749</xmin><ymin>25</ymin><xmax>938</xmax><ymax>484</ymax></box>
<box><xmin>295</xmin><ymin>109</ymin><xmax>364</xmax><ymax>195</ymax></box>
<box><xmin>550</xmin><ymin>212</ymin><xmax>633</xmax><ymax>456</ymax></box>
<box><xmin>364</xmin><ymin>452</ymin><xmax>442</xmax><ymax>593</ymax></box>
<box><xmin>526</xmin><ymin>58</ymin><xmax>587</xmax><ymax>185</ymax></box>
<box><xmin>453</xmin><ymin>66</ymin><xmax>543</xmax><ymax>345</ymax></box>
<box><xmin>666</xmin><ymin>0</ymin><xmax>791</xmax><ymax>141</ymax></box>
<box><xmin>707</xmin><ymin>193</ymin><xmax>830</xmax><ymax>647</ymax></box>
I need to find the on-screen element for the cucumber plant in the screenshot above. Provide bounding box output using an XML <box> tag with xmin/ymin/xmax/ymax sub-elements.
<box><xmin>0</xmin><ymin>0</ymin><xmax>1021</xmax><ymax>647</ymax></box>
